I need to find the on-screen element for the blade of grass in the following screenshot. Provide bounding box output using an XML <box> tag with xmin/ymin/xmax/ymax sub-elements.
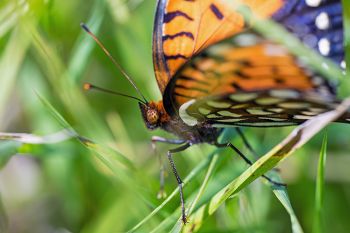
<box><xmin>127</xmin><ymin>130</ymin><xmax>237</xmax><ymax>232</ymax></box>
<box><xmin>0</xmin><ymin>141</ymin><xmax>21</xmax><ymax>169</ymax></box>
<box><xmin>68</xmin><ymin>0</ymin><xmax>106</xmax><ymax>83</ymax></box>
<box><xmin>126</xmin><ymin>149</ymin><xmax>219</xmax><ymax>233</ymax></box>
<box><xmin>273</xmin><ymin>185</ymin><xmax>304</xmax><ymax>233</ymax></box>
<box><xmin>107</xmin><ymin>0</ymin><xmax>131</xmax><ymax>24</ymax></box>
<box><xmin>0</xmin><ymin>130</ymin><xmax>76</xmax><ymax>144</ymax></box>
<box><xmin>170</xmin><ymin>153</ymin><xmax>220</xmax><ymax>233</ymax></box>
<box><xmin>36</xmin><ymin>92</ymin><xmax>135</xmax><ymax>173</ymax></box>
<box><xmin>0</xmin><ymin>0</ymin><xmax>27</xmax><ymax>38</ymax></box>
<box><xmin>25</xmin><ymin>18</ymin><xmax>116</xmax><ymax>142</ymax></box>
<box><xmin>313</xmin><ymin>134</ymin><xmax>328</xmax><ymax>233</ymax></box>
<box><xmin>0</xmin><ymin>26</ymin><xmax>30</xmax><ymax>125</ymax></box>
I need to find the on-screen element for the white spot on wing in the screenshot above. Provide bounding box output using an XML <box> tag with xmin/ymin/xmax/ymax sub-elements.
<box><xmin>301</xmin><ymin>111</ymin><xmax>318</xmax><ymax>116</ymax></box>
<box><xmin>256</xmin><ymin>97</ymin><xmax>283</xmax><ymax>105</ymax></box>
<box><xmin>179</xmin><ymin>100</ymin><xmax>198</xmax><ymax>126</ymax></box>
<box><xmin>207</xmin><ymin>101</ymin><xmax>231</xmax><ymax>108</ymax></box>
<box><xmin>233</xmin><ymin>34</ymin><xmax>259</xmax><ymax>47</ymax></box>
<box><xmin>306</xmin><ymin>0</ymin><xmax>321</xmax><ymax>7</ymax></box>
<box><xmin>341</xmin><ymin>60</ymin><xmax>346</xmax><ymax>69</ymax></box>
<box><xmin>315</xmin><ymin>12</ymin><xmax>330</xmax><ymax>30</ymax></box>
<box><xmin>207</xmin><ymin>114</ymin><xmax>219</xmax><ymax>119</ymax></box>
<box><xmin>268</xmin><ymin>108</ymin><xmax>284</xmax><ymax>113</ymax></box>
<box><xmin>270</xmin><ymin>90</ymin><xmax>300</xmax><ymax>99</ymax></box>
<box><xmin>247</xmin><ymin>108</ymin><xmax>273</xmax><ymax>115</ymax></box>
<box><xmin>279</xmin><ymin>102</ymin><xmax>311</xmax><ymax>109</ymax></box>
<box><xmin>230</xmin><ymin>93</ymin><xmax>258</xmax><ymax>102</ymax></box>
<box><xmin>218</xmin><ymin>111</ymin><xmax>241</xmax><ymax>117</ymax></box>
<box><xmin>198</xmin><ymin>107</ymin><xmax>211</xmax><ymax>115</ymax></box>
<box><xmin>310</xmin><ymin>108</ymin><xmax>325</xmax><ymax>113</ymax></box>
<box><xmin>232</xmin><ymin>104</ymin><xmax>249</xmax><ymax>109</ymax></box>
<box><xmin>294</xmin><ymin>115</ymin><xmax>312</xmax><ymax>120</ymax></box>
<box><xmin>318</xmin><ymin>38</ymin><xmax>330</xmax><ymax>56</ymax></box>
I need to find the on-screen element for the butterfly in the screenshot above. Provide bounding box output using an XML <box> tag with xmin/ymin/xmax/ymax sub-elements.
<box><xmin>83</xmin><ymin>0</ymin><xmax>346</xmax><ymax>224</ymax></box>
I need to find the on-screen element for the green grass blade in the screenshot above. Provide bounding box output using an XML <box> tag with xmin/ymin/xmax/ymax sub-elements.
<box><xmin>0</xmin><ymin>26</ymin><xmax>30</xmax><ymax>122</ymax></box>
<box><xmin>35</xmin><ymin>92</ymin><xmax>73</xmax><ymax>130</ymax></box>
<box><xmin>0</xmin><ymin>130</ymin><xmax>75</xmax><ymax>144</ymax></box>
<box><xmin>68</xmin><ymin>0</ymin><xmax>106</xmax><ymax>83</ymax></box>
<box><xmin>36</xmin><ymin>92</ymin><xmax>135</xmax><ymax>174</ymax></box>
<box><xmin>273</xmin><ymin>186</ymin><xmax>304</xmax><ymax>233</ymax></box>
<box><xmin>0</xmin><ymin>141</ymin><xmax>21</xmax><ymax>169</ymax></box>
<box><xmin>0</xmin><ymin>0</ymin><xmax>27</xmax><ymax>37</ymax></box>
<box><xmin>313</xmin><ymin>134</ymin><xmax>328</xmax><ymax>233</ymax></box>
<box><xmin>170</xmin><ymin>153</ymin><xmax>220</xmax><ymax>233</ymax></box>
<box><xmin>126</xmin><ymin>149</ymin><xmax>219</xmax><ymax>233</ymax></box>
<box><xmin>127</xmin><ymin>130</ymin><xmax>236</xmax><ymax>232</ymax></box>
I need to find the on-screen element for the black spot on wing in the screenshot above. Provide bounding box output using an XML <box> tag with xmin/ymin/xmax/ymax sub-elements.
<box><xmin>164</xmin><ymin>54</ymin><xmax>189</xmax><ymax>60</ymax></box>
<box><xmin>175</xmin><ymin>85</ymin><xmax>209</xmax><ymax>94</ymax></box>
<box><xmin>177</xmin><ymin>75</ymin><xmax>211</xmax><ymax>86</ymax></box>
<box><xmin>210</xmin><ymin>4</ymin><xmax>224</xmax><ymax>20</ymax></box>
<box><xmin>163</xmin><ymin>32</ymin><xmax>194</xmax><ymax>41</ymax></box>
<box><xmin>164</xmin><ymin>11</ymin><xmax>194</xmax><ymax>23</ymax></box>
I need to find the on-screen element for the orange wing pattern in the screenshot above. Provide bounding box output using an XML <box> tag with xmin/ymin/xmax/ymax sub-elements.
<box><xmin>153</xmin><ymin>0</ymin><xmax>284</xmax><ymax>93</ymax></box>
<box><xmin>168</xmin><ymin>36</ymin><xmax>334</xmax><ymax>108</ymax></box>
<box><xmin>161</xmin><ymin>35</ymin><xmax>342</xmax><ymax>125</ymax></box>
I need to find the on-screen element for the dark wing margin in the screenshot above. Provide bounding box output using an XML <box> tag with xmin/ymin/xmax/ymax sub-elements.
<box><xmin>153</xmin><ymin>0</ymin><xmax>170</xmax><ymax>93</ymax></box>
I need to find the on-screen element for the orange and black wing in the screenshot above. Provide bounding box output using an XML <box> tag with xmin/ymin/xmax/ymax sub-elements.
<box><xmin>153</xmin><ymin>0</ymin><xmax>285</xmax><ymax>93</ymax></box>
<box><xmin>153</xmin><ymin>0</ymin><xmax>344</xmax><ymax>94</ymax></box>
<box><xmin>163</xmin><ymin>35</ymin><xmax>348</xmax><ymax>127</ymax></box>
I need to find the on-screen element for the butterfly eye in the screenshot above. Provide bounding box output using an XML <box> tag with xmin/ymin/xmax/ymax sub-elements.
<box><xmin>147</xmin><ymin>109</ymin><xmax>159</xmax><ymax>125</ymax></box>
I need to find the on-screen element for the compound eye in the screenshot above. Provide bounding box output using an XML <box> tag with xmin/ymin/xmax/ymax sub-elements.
<box><xmin>147</xmin><ymin>109</ymin><xmax>159</xmax><ymax>124</ymax></box>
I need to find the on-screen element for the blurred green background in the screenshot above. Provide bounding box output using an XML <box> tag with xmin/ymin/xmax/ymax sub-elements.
<box><xmin>0</xmin><ymin>0</ymin><xmax>350</xmax><ymax>232</ymax></box>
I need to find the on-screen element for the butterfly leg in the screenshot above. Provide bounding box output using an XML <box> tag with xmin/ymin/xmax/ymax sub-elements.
<box><xmin>215</xmin><ymin>142</ymin><xmax>286</xmax><ymax>187</ymax></box>
<box><xmin>151</xmin><ymin>136</ymin><xmax>186</xmax><ymax>199</ymax></box>
<box><xmin>167</xmin><ymin>143</ymin><xmax>191</xmax><ymax>224</ymax></box>
<box><xmin>235</xmin><ymin>128</ymin><xmax>258</xmax><ymax>158</ymax></box>
<box><xmin>236</xmin><ymin>128</ymin><xmax>282</xmax><ymax>173</ymax></box>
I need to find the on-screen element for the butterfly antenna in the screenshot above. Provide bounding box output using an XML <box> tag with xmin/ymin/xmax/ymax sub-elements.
<box><xmin>80</xmin><ymin>23</ymin><xmax>148</xmax><ymax>104</ymax></box>
<box><xmin>84</xmin><ymin>83</ymin><xmax>147</xmax><ymax>104</ymax></box>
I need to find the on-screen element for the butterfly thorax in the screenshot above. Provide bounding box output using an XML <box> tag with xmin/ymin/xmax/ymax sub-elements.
<box><xmin>139</xmin><ymin>100</ymin><xmax>221</xmax><ymax>144</ymax></box>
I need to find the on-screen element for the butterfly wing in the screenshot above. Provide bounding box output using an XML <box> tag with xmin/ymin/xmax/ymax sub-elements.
<box><xmin>155</xmin><ymin>0</ymin><xmax>345</xmax><ymax>127</ymax></box>
<box><xmin>272</xmin><ymin>0</ymin><xmax>344</xmax><ymax>65</ymax></box>
<box><xmin>153</xmin><ymin>0</ymin><xmax>286</xmax><ymax>93</ymax></box>
<box><xmin>163</xmin><ymin>36</ymin><xmax>346</xmax><ymax>127</ymax></box>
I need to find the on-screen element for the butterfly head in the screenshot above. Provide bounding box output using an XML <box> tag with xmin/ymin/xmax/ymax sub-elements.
<box><xmin>139</xmin><ymin>101</ymin><xmax>169</xmax><ymax>130</ymax></box>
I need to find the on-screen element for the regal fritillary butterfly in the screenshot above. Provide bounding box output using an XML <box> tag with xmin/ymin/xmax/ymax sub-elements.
<box><xmin>84</xmin><ymin>0</ymin><xmax>347</xmax><ymax>223</ymax></box>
